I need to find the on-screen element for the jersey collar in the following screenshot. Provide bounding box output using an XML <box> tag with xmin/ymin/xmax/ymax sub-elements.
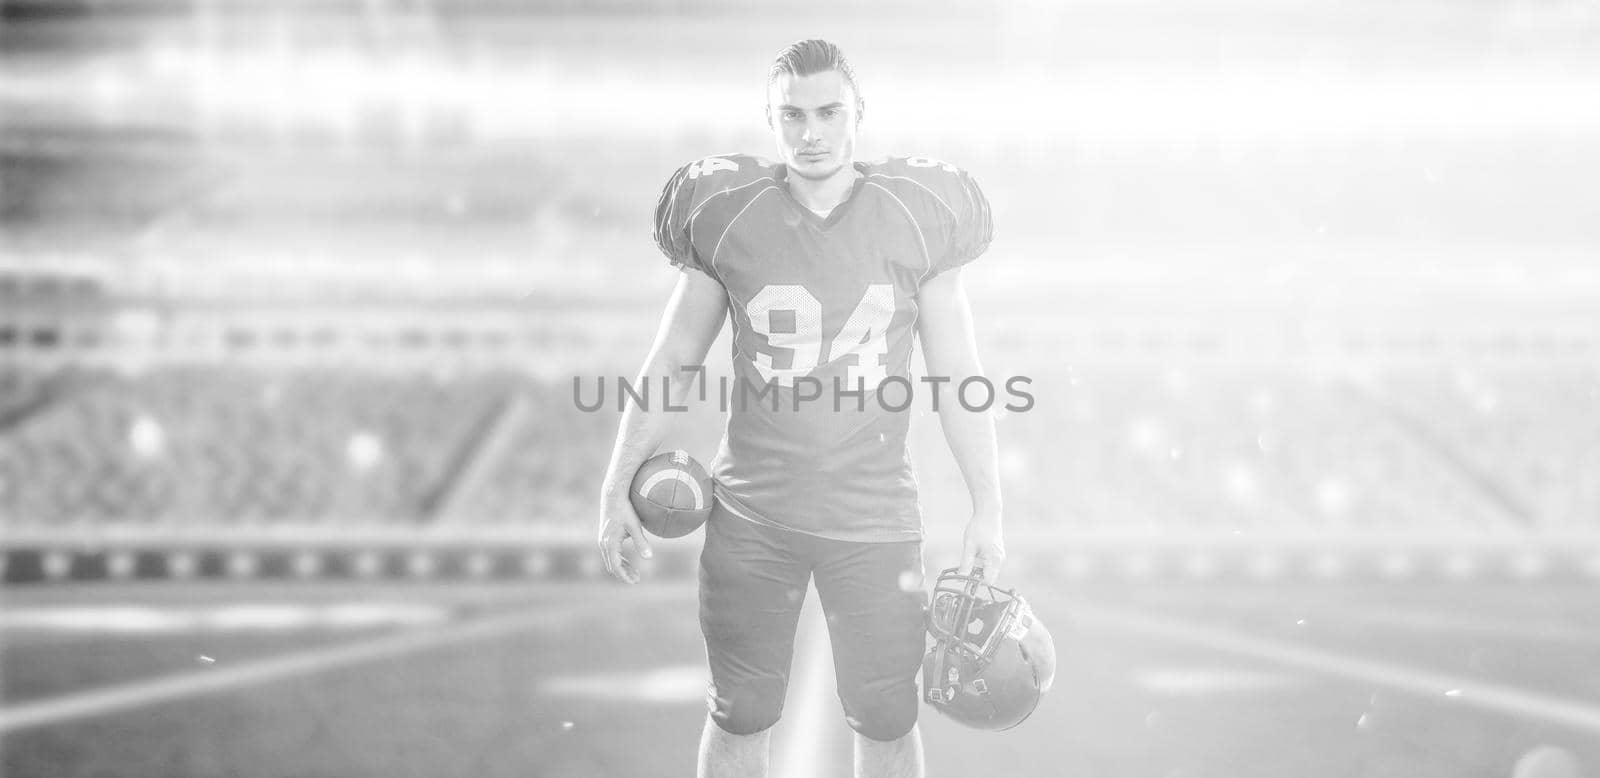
<box><xmin>777</xmin><ymin>161</ymin><xmax>870</xmax><ymax>230</ymax></box>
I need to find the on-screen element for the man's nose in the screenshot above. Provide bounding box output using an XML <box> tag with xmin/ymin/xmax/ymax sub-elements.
<box><xmin>802</xmin><ymin>117</ymin><xmax>822</xmax><ymax>142</ymax></box>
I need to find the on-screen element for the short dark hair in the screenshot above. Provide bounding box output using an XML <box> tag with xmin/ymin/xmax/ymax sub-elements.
<box><xmin>766</xmin><ymin>39</ymin><xmax>864</xmax><ymax>125</ymax></box>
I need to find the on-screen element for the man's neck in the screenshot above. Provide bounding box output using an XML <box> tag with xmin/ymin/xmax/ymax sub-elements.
<box><xmin>785</xmin><ymin>163</ymin><xmax>861</xmax><ymax>213</ymax></box>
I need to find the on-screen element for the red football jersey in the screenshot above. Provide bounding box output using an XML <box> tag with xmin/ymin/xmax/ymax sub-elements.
<box><xmin>654</xmin><ymin>153</ymin><xmax>992</xmax><ymax>542</ymax></box>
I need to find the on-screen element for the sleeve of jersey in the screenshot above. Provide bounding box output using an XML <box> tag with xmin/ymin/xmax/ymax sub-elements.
<box><xmin>931</xmin><ymin>170</ymin><xmax>994</xmax><ymax>277</ymax></box>
<box><xmin>652</xmin><ymin>164</ymin><xmax>716</xmax><ymax>279</ymax></box>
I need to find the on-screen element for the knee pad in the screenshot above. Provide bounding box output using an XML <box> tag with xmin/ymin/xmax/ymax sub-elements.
<box><xmin>708</xmin><ymin>677</ymin><xmax>784</xmax><ymax>736</ymax></box>
<box><xmin>841</xmin><ymin>680</ymin><xmax>918</xmax><ymax>742</ymax></box>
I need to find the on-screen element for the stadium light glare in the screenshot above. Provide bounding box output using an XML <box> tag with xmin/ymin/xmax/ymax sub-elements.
<box><xmin>226</xmin><ymin>552</ymin><xmax>259</xmax><ymax>579</ymax></box>
<box><xmin>1314</xmin><ymin>478</ymin><xmax>1352</xmax><ymax>517</ymax></box>
<box><xmin>107</xmin><ymin>552</ymin><xmax>137</xmax><ymax>581</ymax></box>
<box><xmin>128</xmin><ymin>416</ymin><xmax>167</xmax><ymax>459</ymax></box>
<box><xmin>465</xmin><ymin>552</ymin><xmax>495</xmax><ymax>579</ymax></box>
<box><xmin>1508</xmin><ymin>553</ymin><xmax>1548</xmax><ymax>580</ymax></box>
<box><xmin>352</xmin><ymin>551</ymin><xmax>384</xmax><ymax>579</ymax></box>
<box><xmin>145</xmin><ymin>42</ymin><xmax>191</xmax><ymax>77</ymax></box>
<box><xmin>522</xmin><ymin>552</ymin><xmax>551</xmax><ymax>578</ymax></box>
<box><xmin>42</xmin><ymin>552</ymin><xmax>72</xmax><ymax>582</ymax></box>
<box><xmin>346</xmin><ymin>432</ymin><xmax>385</xmax><ymax>473</ymax></box>
<box><xmin>1223</xmin><ymin>463</ymin><xmax>1260</xmax><ymax>505</ymax></box>
<box><xmin>167</xmin><ymin>552</ymin><xmax>198</xmax><ymax>580</ymax></box>
<box><xmin>1127</xmin><ymin>417</ymin><xmax>1167</xmax><ymax>456</ymax></box>
<box><xmin>406</xmin><ymin>552</ymin><xmax>437</xmax><ymax>579</ymax></box>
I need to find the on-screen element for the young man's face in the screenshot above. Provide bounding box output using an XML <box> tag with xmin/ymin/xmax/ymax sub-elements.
<box><xmin>768</xmin><ymin>69</ymin><xmax>859</xmax><ymax>181</ymax></box>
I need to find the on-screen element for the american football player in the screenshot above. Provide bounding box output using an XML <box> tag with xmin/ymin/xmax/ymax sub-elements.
<box><xmin>597</xmin><ymin>39</ymin><xmax>1005</xmax><ymax>778</ymax></box>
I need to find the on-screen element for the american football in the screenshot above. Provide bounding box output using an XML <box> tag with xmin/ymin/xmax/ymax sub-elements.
<box><xmin>629</xmin><ymin>450</ymin><xmax>713</xmax><ymax>538</ymax></box>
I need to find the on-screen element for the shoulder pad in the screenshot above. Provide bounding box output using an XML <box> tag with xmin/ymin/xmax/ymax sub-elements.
<box><xmin>867</xmin><ymin>155</ymin><xmax>967</xmax><ymax>184</ymax></box>
<box><xmin>654</xmin><ymin>154</ymin><xmax>781</xmax><ymax>276</ymax></box>
<box><xmin>865</xmin><ymin>156</ymin><xmax>994</xmax><ymax>276</ymax></box>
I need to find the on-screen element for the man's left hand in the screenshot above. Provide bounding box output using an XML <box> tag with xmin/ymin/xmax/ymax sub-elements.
<box><xmin>960</xmin><ymin>514</ymin><xmax>1005</xmax><ymax>584</ymax></box>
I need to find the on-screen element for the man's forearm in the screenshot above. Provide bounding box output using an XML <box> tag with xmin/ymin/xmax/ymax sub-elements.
<box><xmin>937</xmin><ymin>400</ymin><xmax>1004</xmax><ymax>520</ymax></box>
<box><xmin>598</xmin><ymin>360</ymin><xmax>705</xmax><ymax>508</ymax></box>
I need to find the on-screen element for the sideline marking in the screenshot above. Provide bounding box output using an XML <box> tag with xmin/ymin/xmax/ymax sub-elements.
<box><xmin>1075</xmin><ymin>602</ymin><xmax>1600</xmax><ymax>735</ymax></box>
<box><xmin>1132</xmin><ymin>667</ymin><xmax>1302</xmax><ymax>696</ymax></box>
<box><xmin>1318</xmin><ymin>607</ymin><xmax>1600</xmax><ymax>646</ymax></box>
<box><xmin>0</xmin><ymin>588</ymin><xmax>684</xmax><ymax>735</ymax></box>
<box><xmin>0</xmin><ymin>604</ymin><xmax>449</xmax><ymax>634</ymax></box>
<box><xmin>541</xmin><ymin>664</ymin><xmax>707</xmax><ymax>704</ymax></box>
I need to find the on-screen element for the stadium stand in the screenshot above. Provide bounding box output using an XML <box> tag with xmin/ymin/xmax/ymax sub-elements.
<box><xmin>997</xmin><ymin>366</ymin><xmax>1540</xmax><ymax>534</ymax></box>
<box><xmin>0</xmin><ymin>367</ymin><xmax>517</xmax><ymax>525</ymax></box>
<box><xmin>3</xmin><ymin>360</ymin><xmax>1594</xmax><ymax>538</ymax></box>
<box><xmin>1360</xmin><ymin>365</ymin><xmax>1600</xmax><ymax>532</ymax></box>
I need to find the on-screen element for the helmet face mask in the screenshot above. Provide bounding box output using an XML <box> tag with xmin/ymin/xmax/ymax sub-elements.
<box><xmin>922</xmin><ymin>567</ymin><xmax>1055</xmax><ymax>731</ymax></box>
<box><xmin>928</xmin><ymin>570</ymin><xmax>1024</xmax><ymax>662</ymax></box>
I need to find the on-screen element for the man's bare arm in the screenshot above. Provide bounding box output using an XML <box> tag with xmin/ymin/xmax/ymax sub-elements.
<box><xmin>596</xmin><ymin>268</ymin><xmax>727</xmax><ymax>584</ymax></box>
<box><xmin>917</xmin><ymin>267</ymin><xmax>1006</xmax><ymax>582</ymax></box>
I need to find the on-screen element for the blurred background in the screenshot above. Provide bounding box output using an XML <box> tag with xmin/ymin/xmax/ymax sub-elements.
<box><xmin>2</xmin><ymin>0</ymin><xmax>1599</xmax><ymax>776</ymax></box>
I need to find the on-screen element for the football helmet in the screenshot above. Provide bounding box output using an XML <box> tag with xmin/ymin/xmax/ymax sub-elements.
<box><xmin>922</xmin><ymin>567</ymin><xmax>1056</xmax><ymax>730</ymax></box>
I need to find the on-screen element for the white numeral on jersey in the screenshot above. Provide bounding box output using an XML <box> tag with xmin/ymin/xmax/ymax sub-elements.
<box><xmin>746</xmin><ymin>284</ymin><xmax>895</xmax><ymax>388</ymax></box>
<box><xmin>830</xmin><ymin>284</ymin><xmax>894</xmax><ymax>388</ymax></box>
<box><xmin>687</xmin><ymin>157</ymin><xmax>740</xmax><ymax>179</ymax></box>
<box><xmin>748</xmin><ymin>285</ymin><xmax>823</xmax><ymax>385</ymax></box>
<box><xmin>906</xmin><ymin>156</ymin><xmax>958</xmax><ymax>174</ymax></box>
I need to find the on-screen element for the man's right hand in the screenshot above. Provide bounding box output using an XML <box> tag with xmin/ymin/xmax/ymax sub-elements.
<box><xmin>593</xmin><ymin>269</ymin><xmax>724</xmax><ymax>586</ymax></box>
<box><xmin>597</xmin><ymin>498</ymin><xmax>654</xmax><ymax>585</ymax></box>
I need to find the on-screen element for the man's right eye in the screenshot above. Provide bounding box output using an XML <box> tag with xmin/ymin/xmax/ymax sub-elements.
<box><xmin>782</xmin><ymin>111</ymin><xmax>802</xmax><ymax>121</ymax></box>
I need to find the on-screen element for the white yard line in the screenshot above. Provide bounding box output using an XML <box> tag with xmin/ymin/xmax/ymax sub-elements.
<box><xmin>772</xmin><ymin>588</ymin><xmax>838</xmax><ymax>778</ymax></box>
<box><xmin>1131</xmin><ymin>666</ymin><xmax>1303</xmax><ymax>696</ymax></box>
<box><xmin>0</xmin><ymin>588</ymin><xmax>682</xmax><ymax>735</ymax></box>
<box><xmin>1074</xmin><ymin>602</ymin><xmax>1600</xmax><ymax>735</ymax></box>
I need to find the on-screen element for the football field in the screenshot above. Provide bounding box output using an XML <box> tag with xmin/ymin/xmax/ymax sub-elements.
<box><xmin>4</xmin><ymin>574</ymin><xmax>1598</xmax><ymax>777</ymax></box>
<box><xmin>5</xmin><ymin>1</ymin><xmax>1599</xmax><ymax>775</ymax></box>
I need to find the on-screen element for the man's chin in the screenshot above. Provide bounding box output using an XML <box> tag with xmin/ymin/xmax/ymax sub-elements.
<box><xmin>787</xmin><ymin>157</ymin><xmax>846</xmax><ymax>181</ymax></box>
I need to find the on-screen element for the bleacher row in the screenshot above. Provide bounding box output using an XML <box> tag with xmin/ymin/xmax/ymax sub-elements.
<box><xmin>1</xmin><ymin>363</ymin><xmax>1595</xmax><ymax>535</ymax></box>
<box><xmin>7</xmin><ymin>537</ymin><xmax>1600</xmax><ymax>585</ymax></box>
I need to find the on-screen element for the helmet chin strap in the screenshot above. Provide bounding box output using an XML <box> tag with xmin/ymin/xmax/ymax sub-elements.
<box><xmin>935</xmin><ymin>634</ymin><xmax>952</xmax><ymax>701</ymax></box>
<box><xmin>931</xmin><ymin>568</ymin><xmax>986</xmax><ymax>706</ymax></box>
